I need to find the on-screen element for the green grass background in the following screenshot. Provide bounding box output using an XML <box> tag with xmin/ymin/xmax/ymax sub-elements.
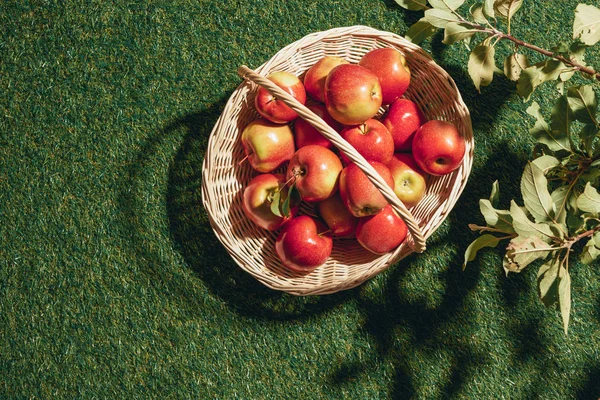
<box><xmin>1</xmin><ymin>0</ymin><xmax>600</xmax><ymax>398</ymax></box>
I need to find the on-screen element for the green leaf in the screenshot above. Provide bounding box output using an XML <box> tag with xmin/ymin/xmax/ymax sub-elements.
<box><xmin>520</xmin><ymin>162</ymin><xmax>555</xmax><ymax>223</ymax></box>
<box><xmin>517</xmin><ymin>60</ymin><xmax>566</xmax><ymax>101</ymax></box>
<box><xmin>504</xmin><ymin>235</ymin><xmax>553</xmax><ymax>274</ymax></box>
<box><xmin>550</xmin><ymin>185</ymin><xmax>570</xmax><ymax>226</ymax></box>
<box><xmin>537</xmin><ymin>256</ymin><xmax>559</xmax><ymax>307</ymax></box>
<box><xmin>480</xmin><ymin>199</ymin><xmax>515</xmax><ymax>234</ymax></box>
<box><xmin>489</xmin><ymin>179</ymin><xmax>500</xmax><ymax>207</ymax></box>
<box><xmin>566</xmin><ymin>85</ymin><xmax>598</xmax><ymax>125</ymax></box>
<box><xmin>470</xmin><ymin>4</ymin><xmax>488</xmax><ymax>24</ymax></box>
<box><xmin>463</xmin><ymin>234</ymin><xmax>502</xmax><ymax>270</ymax></box>
<box><xmin>493</xmin><ymin>0</ymin><xmax>523</xmax><ymax>21</ymax></box>
<box><xmin>483</xmin><ymin>0</ymin><xmax>495</xmax><ymax>18</ymax></box>
<box><xmin>580</xmin><ymin>234</ymin><xmax>600</xmax><ymax>265</ymax></box>
<box><xmin>531</xmin><ymin>154</ymin><xmax>560</xmax><ymax>173</ymax></box>
<box><xmin>424</xmin><ymin>8</ymin><xmax>460</xmax><ymax>28</ymax></box>
<box><xmin>558</xmin><ymin>266</ymin><xmax>571</xmax><ymax>335</ymax></box>
<box><xmin>503</xmin><ymin>52</ymin><xmax>529</xmax><ymax>81</ymax></box>
<box><xmin>576</xmin><ymin>182</ymin><xmax>600</xmax><ymax>214</ymax></box>
<box><xmin>395</xmin><ymin>0</ymin><xmax>428</xmax><ymax>11</ymax></box>
<box><xmin>270</xmin><ymin>188</ymin><xmax>283</xmax><ymax>217</ymax></box>
<box><xmin>550</xmin><ymin>95</ymin><xmax>574</xmax><ymax>143</ymax></box>
<box><xmin>468</xmin><ymin>44</ymin><xmax>496</xmax><ymax>92</ymax></box>
<box><xmin>405</xmin><ymin>18</ymin><xmax>438</xmax><ymax>44</ymax></box>
<box><xmin>573</xmin><ymin>4</ymin><xmax>600</xmax><ymax>46</ymax></box>
<box><xmin>579</xmin><ymin>124</ymin><xmax>599</xmax><ymax>155</ymax></box>
<box><xmin>443</xmin><ymin>22</ymin><xmax>479</xmax><ymax>45</ymax></box>
<box><xmin>429</xmin><ymin>0</ymin><xmax>465</xmax><ymax>12</ymax></box>
<box><xmin>510</xmin><ymin>200</ymin><xmax>555</xmax><ymax>242</ymax></box>
<box><xmin>527</xmin><ymin>101</ymin><xmax>571</xmax><ymax>153</ymax></box>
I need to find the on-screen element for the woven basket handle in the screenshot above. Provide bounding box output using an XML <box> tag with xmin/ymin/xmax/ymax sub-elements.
<box><xmin>237</xmin><ymin>65</ymin><xmax>426</xmax><ymax>253</ymax></box>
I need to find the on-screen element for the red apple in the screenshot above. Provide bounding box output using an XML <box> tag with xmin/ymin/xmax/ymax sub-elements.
<box><xmin>358</xmin><ymin>47</ymin><xmax>411</xmax><ymax>105</ymax></box>
<box><xmin>412</xmin><ymin>120</ymin><xmax>466</xmax><ymax>176</ymax></box>
<box><xmin>356</xmin><ymin>204</ymin><xmax>408</xmax><ymax>254</ymax></box>
<box><xmin>275</xmin><ymin>215</ymin><xmax>333</xmax><ymax>273</ymax></box>
<box><xmin>286</xmin><ymin>145</ymin><xmax>343</xmax><ymax>202</ymax></box>
<box><xmin>339</xmin><ymin>118</ymin><xmax>394</xmax><ymax>165</ymax></box>
<box><xmin>254</xmin><ymin>71</ymin><xmax>307</xmax><ymax>124</ymax></box>
<box><xmin>338</xmin><ymin>161</ymin><xmax>395</xmax><ymax>217</ymax></box>
<box><xmin>317</xmin><ymin>192</ymin><xmax>359</xmax><ymax>237</ymax></box>
<box><xmin>381</xmin><ymin>98</ymin><xmax>427</xmax><ymax>152</ymax></box>
<box><xmin>303</xmin><ymin>56</ymin><xmax>349</xmax><ymax>103</ymax></box>
<box><xmin>241</xmin><ymin>118</ymin><xmax>295</xmax><ymax>173</ymax></box>
<box><xmin>324</xmin><ymin>64</ymin><xmax>383</xmax><ymax>125</ymax></box>
<box><xmin>387</xmin><ymin>153</ymin><xmax>427</xmax><ymax>209</ymax></box>
<box><xmin>242</xmin><ymin>173</ymin><xmax>298</xmax><ymax>230</ymax></box>
<box><xmin>294</xmin><ymin>102</ymin><xmax>341</xmax><ymax>150</ymax></box>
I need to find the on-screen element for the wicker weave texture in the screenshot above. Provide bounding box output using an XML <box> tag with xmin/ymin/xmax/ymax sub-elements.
<box><xmin>202</xmin><ymin>25</ymin><xmax>473</xmax><ymax>296</ymax></box>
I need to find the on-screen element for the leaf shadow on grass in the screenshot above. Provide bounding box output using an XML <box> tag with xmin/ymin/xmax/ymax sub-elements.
<box><xmin>119</xmin><ymin>93</ymin><xmax>357</xmax><ymax>323</ymax></box>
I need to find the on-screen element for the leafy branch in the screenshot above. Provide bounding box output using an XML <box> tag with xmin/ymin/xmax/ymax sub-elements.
<box><xmin>396</xmin><ymin>0</ymin><xmax>600</xmax><ymax>334</ymax></box>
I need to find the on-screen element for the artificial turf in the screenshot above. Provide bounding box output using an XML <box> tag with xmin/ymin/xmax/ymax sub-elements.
<box><xmin>1</xmin><ymin>0</ymin><xmax>599</xmax><ymax>398</ymax></box>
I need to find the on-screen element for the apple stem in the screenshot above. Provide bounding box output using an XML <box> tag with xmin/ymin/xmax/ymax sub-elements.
<box><xmin>318</xmin><ymin>229</ymin><xmax>332</xmax><ymax>237</ymax></box>
<box><xmin>238</xmin><ymin>154</ymin><xmax>249</xmax><ymax>166</ymax></box>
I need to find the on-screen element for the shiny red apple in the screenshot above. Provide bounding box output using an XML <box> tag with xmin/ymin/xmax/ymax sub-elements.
<box><xmin>381</xmin><ymin>98</ymin><xmax>427</xmax><ymax>152</ymax></box>
<box><xmin>240</xmin><ymin>118</ymin><xmax>295</xmax><ymax>173</ymax></box>
<box><xmin>294</xmin><ymin>102</ymin><xmax>341</xmax><ymax>150</ymax></box>
<box><xmin>286</xmin><ymin>145</ymin><xmax>343</xmax><ymax>202</ymax></box>
<box><xmin>254</xmin><ymin>71</ymin><xmax>307</xmax><ymax>124</ymax></box>
<box><xmin>387</xmin><ymin>153</ymin><xmax>427</xmax><ymax>209</ymax></box>
<box><xmin>317</xmin><ymin>192</ymin><xmax>359</xmax><ymax>237</ymax></box>
<box><xmin>242</xmin><ymin>173</ymin><xmax>298</xmax><ymax>230</ymax></box>
<box><xmin>324</xmin><ymin>64</ymin><xmax>383</xmax><ymax>125</ymax></box>
<box><xmin>412</xmin><ymin>120</ymin><xmax>466</xmax><ymax>176</ymax></box>
<box><xmin>303</xmin><ymin>56</ymin><xmax>349</xmax><ymax>103</ymax></box>
<box><xmin>275</xmin><ymin>215</ymin><xmax>333</xmax><ymax>273</ymax></box>
<box><xmin>339</xmin><ymin>118</ymin><xmax>394</xmax><ymax>165</ymax></box>
<box><xmin>358</xmin><ymin>47</ymin><xmax>411</xmax><ymax>105</ymax></box>
<box><xmin>356</xmin><ymin>204</ymin><xmax>408</xmax><ymax>254</ymax></box>
<box><xmin>338</xmin><ymin>161</ymin><xmax>395</xmax><ymax>217</ymax></box>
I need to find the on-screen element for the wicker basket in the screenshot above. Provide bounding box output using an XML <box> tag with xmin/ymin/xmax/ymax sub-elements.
<box><xmin>201</xmin><ymin>25</ymin><xmax>473</xmax><ymax>296</ymax></box>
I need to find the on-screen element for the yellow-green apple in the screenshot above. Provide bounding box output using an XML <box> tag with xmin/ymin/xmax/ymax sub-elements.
<box><xmin>338</xmin><ymin>161</ymin><xmax>395</xmax><ymax>217</ymax></box>
<box><xmin>317</xmin><ymin>192</ymin><xmax>359</xmax><ymax>237</ymax></box>
<box><xmin>294</xmin><ymin>102</ymin><xmax>341</xmax><ymax>150</ymax></box>
<box><xmin>412</xmin><ymin>120</ymin><xmax>466</xmax><ymax>176</ymax></box>
<box><xmin>241</xmin><ymin>118</ymin><xmax>296</xmax><ymax>173</ymax></box>
<box><xmin>254</xmin><ymin>71</ymin><xmax>307</xmax><ymax>124</ymax></box>
<box><xmin>387</xmin><ymin>153</ymin><xmax>427</xmax><ymax>208</ymax></box>
<box><xmin>381</xmin><ymin>98</ymin><xmax>426</xmax><ymax>151</ymax></box>
<box><xmin>339</xmin><ymin>118</ymin><xmax>394</xmax><ymax>165</ymax></box>
<box><xmin>242</xmin><ymin>173</ymin><xmax>298</xmax><ymax>230</ymax></box>
<box><xmin>286</xmin><ymin>144</ymin><xmax>343</xmax><ymax>202</ymax></box>
<box><xmin>356</xmin><ymin>204</ymin><xmax>408</xmax><ymax>254</ymax></box>
<box><xmin>324</xmin><ymin>64</ymin><xmax>383</xmax><ymax>125</ymax></box>
<box><xmin>275</xmin><ymin>215</ymin><xmax>333</xmax><ymax>273</ymax></box>
<box><xmin>303</xmin><ymin>56</ymin><xmax>349</xmax><ymax>103</ymax></box>
<box><xmin>358</xmin><ymin>47</ymin><xmax>411</xmax><ymax>105</ymax></box>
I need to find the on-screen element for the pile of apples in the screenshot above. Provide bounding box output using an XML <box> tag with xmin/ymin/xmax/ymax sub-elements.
<box><xmin>240</xmin><ymin>47</ymin><xmax>466</xmax><ymax>274</ymax></box>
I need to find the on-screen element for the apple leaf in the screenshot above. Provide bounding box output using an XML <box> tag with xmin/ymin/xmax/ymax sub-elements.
<box><xmin>270</xmin><ymin>187</ymin><xmax>284</xmax><ymax>218</ymax></box>
<box><xmin>504</xmin><ymin>235</ymin><xmax>553</xmax><ymax>274</ymax></box>
<box><xmin>489</xmin><ymin>179</ymin><xmax>500</xmax><ymax>207</ymax></box>
<box><xmin>550</xmin><ymin>95</ymin><xmax>575</xmax><ymax>144</ymax></box>
<box><xmin>580</xmin><ymin>234</ymin><xmax>600</xmax><ymax>265</ymax></box>
<box><xmin>483</xmin><ymin>0</ymin><xmax>495</xmax><ymax>18</ymax></box>
<box><xmin>281</xmin><ymin>181</ymin><xmax>301</xmax><ymax>218</ymax></box>
<box><xmin>463</xmin><ymin>234</ymin><xmax>502</xmax><ymax>270</ymax></box>
<box><xmin>550</xmin><ymin>185</ymin><xmax>570</xmax><ymax>226</ymax></box>
<box><xmin>509</xmin><ymin>200</ymin><xmax>555</xmax><ymax>242</ymax></box>
<box><xmin>579</xmin><ymin>124</ymin><xmax>599</xmax><ymax>155</ymax></box>
<box><xmin>537</xmin><ymin>255</ymin><xmax>560</xmax><ymax>307</ymax></box>
<box><xmin>520</xmin><ymin>162</ymin><xmax>555</xmax><ymax>223</ymax></box>
<box><xmin>394</xmin><ymin>0</ymin><xmax>428</xmax><ymax>11</ymax></box>
<box><xmin>493</xmin><ymin>0</ymin><xmax>523</xmax><ymax>21</ymax></box>
<box><xmin>429</xmin><ymin>0</ymin><xmax>466</xmax><ymax>12</ymax></box>
<box><xmin>405</xmin><ymin>18</ymin><xmax>438</xmax><ymax>44</ymax></box>
<box><xmin>469</xmin><ymin>4</ymin><xmax>488</xmax><ymax>24</ymax></box>
<box><xmin>531</xmin><ymin>154</ymin><xmax>560</xmax><ymax>173</ymax></box>
<box><xmin>503</xmin><ymin>52</ymin><xmax>529</xmax><ymax>81</ymax></box>
<box><xmin>424</xmin><ymin>8</ymin><xmax>461</xmax><ymax>28</ymax></box>
<box><xmin>468</xmin><ymin>44</ymin><xmax>496</xmax><ymax>92</ymax></box>
<box><xmin>479</xmin><ymin>199</ymin><xmax>515</xmax><ymax>234</ymax></box>
<box><xmin>517</xmin><ymin>60</ymin><xmax>566</xmax><ymax>101</ymax></box>
<box><xmin>566</xmin><ymin>85</ymin><xmax>598</xmax><ymax>125</ymax></box>
<box><xmin>443</xmin><ymin>22</ymin><xmax>479</xmax><ymax>45</ymax></box>
<box><xmin>526</xmin><ymin>102</ymin><xmax>570</xmax><ymax>154</ymax></box>
<box><xmin>576</xmin><ymin>182</ymin><xmax>600</xmax><ymax>215</ymax></box>
<box><xmin>558</xmin><ymin>265</ymin><xmax>571</xmax><ymax>335</ymax></box>
<box><xmin>573</xmin><ymin>4</ymin><xmax>600</xmax><ymax>46</ymax></box>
